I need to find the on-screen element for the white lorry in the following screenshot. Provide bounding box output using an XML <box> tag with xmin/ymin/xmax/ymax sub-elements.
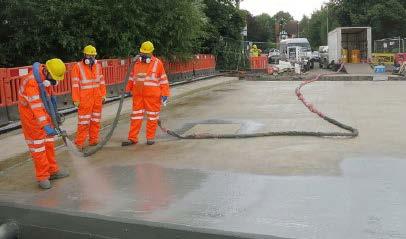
<box><xmin>279</xmin><ymin>38</ymin><xmax>314</xmax><ymax>71</ymax></box>
<box><xmin>328</xmin><ymin>27</ymin><xmax>372</xmax><ymax>70</ymax></box>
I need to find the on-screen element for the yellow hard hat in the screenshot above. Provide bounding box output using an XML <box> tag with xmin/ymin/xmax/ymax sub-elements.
<box><xmin>140</xmin><ymin>41</ymin><xmax>154</xmax><ymax>54</ymax></box>
<box><xmin>253</xmin><ymin>44</ymin><xmax>257</xmax><ymax>49</ymax></box>
<box><xmin>83</xmin><ymin>45</ymin><xmax>97</xmax><ymax>55</ymax></box>
<box><xmin>45</xmin><ymin>58</ymin><xmax>66</xmax><ymax>81</ymax></box>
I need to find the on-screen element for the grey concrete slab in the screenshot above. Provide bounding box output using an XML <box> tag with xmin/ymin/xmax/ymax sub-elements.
<box><xmin>183</xmin><ymin>124</ymin><xmax>241</xmax><ymax>136</ymax></box>
<box><xmin>1</xmin><ymin>80</ymin><xmax>406</xmax><ymax>239</ymax></box>
<box><xmin>344</xmin><ymin>63</ymin><xmax>374</xmax><ymax>74</ymax></box>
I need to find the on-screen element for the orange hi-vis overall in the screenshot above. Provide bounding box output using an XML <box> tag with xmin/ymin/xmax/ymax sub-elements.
<box><xmin>71</xmin><ymin>61</ymin><xmax>106</xmax><ymax>147</ymax></box>
<box><xmin>125</xmin><ymin>56</ymin><xmax>170</xmax><ymax>142</ymax></box>
<box><xmin>18</xmin><ymin>65</ymin><xmax>59</xmax><ymax>181</ymax></box>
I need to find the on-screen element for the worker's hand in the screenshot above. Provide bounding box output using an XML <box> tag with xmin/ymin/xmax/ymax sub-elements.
<box><xmin>44</xmin><ymin>125</ymin><xmax>58</xmax><ymax>136</ymax></box>
<box><xmin>102</xmin><ymin>97</ymin><xmax>106</xmax><ymax>104</ymax></box>
<box><xmin>73</xmin><ymin>101</ymin><xmax>80</xmax><ymax>107</ymax></box>
<box><xmin>131</xmin><ymin>55</ymin><xmax>141</xmax><ymax>63</ymax></box>
<box><xmin>161</xmin><ymin>96</ymin><xmax>168</xmax><ymax>106</ymax></box>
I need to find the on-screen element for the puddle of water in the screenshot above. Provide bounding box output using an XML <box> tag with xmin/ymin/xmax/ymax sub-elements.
<box><xmin>3</xmin><ymin>157</ymin><xmax>406</xmax><ymax>239</ymax></box>
<box><xmin>177</xmin><ymin>119</ymin><xmax>265</xmax><ymax>135</ymax></box>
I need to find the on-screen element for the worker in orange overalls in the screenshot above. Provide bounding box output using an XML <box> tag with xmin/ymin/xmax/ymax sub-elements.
<box><xmin>18</xmin><ymin>58</ymin><xmax>69</xmax><ymax>189</ymax></box>
<box><xmin>71</xmin><ymin>45</ymin><xmax>106</xmax><ymax>150</ymax></box>
<box><xmin>122</xmin><ymin>41</ymin><xmax>170</xmax><ymax>146</ymax></box>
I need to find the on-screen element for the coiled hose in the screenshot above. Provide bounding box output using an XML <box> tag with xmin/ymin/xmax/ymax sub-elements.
<box><xmin>158</xmin><ymin>64</ymin><xmax>359</xmax><ymax>139</ymax></box>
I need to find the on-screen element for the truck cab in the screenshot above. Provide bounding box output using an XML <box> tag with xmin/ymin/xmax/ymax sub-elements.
<box><xmin>280</xmin><ymin>38</ymin><xmax>314</xmax><ymax>71</ymax></box>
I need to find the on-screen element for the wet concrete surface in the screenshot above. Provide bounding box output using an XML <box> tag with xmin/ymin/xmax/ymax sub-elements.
<box><xmin>1</xmin><ymin>80</ymin><xmax>406</xmax><ymax>238</ymax></box>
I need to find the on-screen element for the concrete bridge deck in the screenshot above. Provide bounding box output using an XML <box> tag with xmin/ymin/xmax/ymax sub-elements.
<box><xmin>1</xmin><ymin>78</ymin><xmax>406</xmax><ymax>239</ymax></box>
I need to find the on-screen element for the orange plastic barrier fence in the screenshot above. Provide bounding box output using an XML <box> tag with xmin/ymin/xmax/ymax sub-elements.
<box><xmin>250</xmin><ymin>56</ymin><xmax>268</xmax><ymax>71</ymax></box>
<box><xmin>0</xmin><ymin>55</ymin><xmax>216</xmax><ymax>109</ymax></box>
<box><xmin>0</xmin><ymin>69</ymin><xmax>7</xmax><ymax>108</ymax></box>
<box><xmin>3</xmin><ymin>65</ymin><xmax>33</xmax><ymax>106</ymax></box>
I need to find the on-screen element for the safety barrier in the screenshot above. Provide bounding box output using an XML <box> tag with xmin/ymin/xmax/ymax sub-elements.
<box><xmin>250</xmin><ymin>56</ymin><xmax>268</xmax><ymax>72</ymax></box>
<box><xmin>395</xmin><ymin>53</ymin><xmax>406</xmax><ymax>65</ymax></box>
<box><xmin>194</xmin><ymin>54</ymin><xmax>216</xmax><ymax>76</ymax></box>
<box><xmin>0</xmin><ymin>55</ymin><xmax>216</xmax><ymax>124</ymax></box>
<box><xmin>162</xmin><ymin>54</ymin><xmax>216</xmax><ymax>82</ymax></box>
<box><xmin>372</xmin><ymin>53</ymin><xmax>395</xmax><ymax>65</ymax></box>
<box><xmin>1</xmin><ymin>66</ymin><xmax>33</xmax><ymax>121</ymax></box>
<box><xmin>53</xmin><ymin>63</ymin><xmax>74</xmax><ymax>109</ymax></box>
<box><xmin>108</xmin><ymin>59</ymin><xmax>130</xmax><ymax>97</ymax></box>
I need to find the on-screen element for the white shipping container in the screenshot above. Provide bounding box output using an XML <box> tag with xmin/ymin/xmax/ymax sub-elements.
<box><xmin>328</xmin><ymin>27</ymin><xmax>372</xmax><ymax>64</ymax></box>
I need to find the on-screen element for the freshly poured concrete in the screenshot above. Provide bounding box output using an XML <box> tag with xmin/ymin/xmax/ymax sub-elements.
<box><xmin>1</xmin><ymin>79</ymin><xmax>406</xmax><ymax>239</ymax></box>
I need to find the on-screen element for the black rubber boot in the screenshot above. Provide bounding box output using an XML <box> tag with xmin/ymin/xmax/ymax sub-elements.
<box><xmin>146</xmin><ymin>140</ymin><xmax>155</xmax><ymax>145</ymax></box>
<box><xmin>121</xmin><ymin>140</ymin><xmax>137</xmax><ymax>147</ymax></box>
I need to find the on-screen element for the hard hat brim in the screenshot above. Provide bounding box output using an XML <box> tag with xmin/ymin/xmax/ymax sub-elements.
<box><xmin>140</xmin><ymin>49</ymin><xmax>153</xmax><ymax>54</ymax></box>
<box><xmin>83</xmin><ymin>51</ymin><xmax>97</xmax><ymax>55</ymax></box>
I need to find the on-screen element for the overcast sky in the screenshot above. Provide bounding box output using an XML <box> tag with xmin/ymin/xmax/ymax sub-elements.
<box><xmin>240</xmin><ymin>0</ymin><xmax>327</xmax><ymax>20</ymax></box>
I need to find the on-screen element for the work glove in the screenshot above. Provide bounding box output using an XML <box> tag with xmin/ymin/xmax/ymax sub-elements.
<box><xmin>73</xmin><ymin>101</ymin><xmax>80</xmax><ymax>107</ymax></box>
<box><xmin>161</xmin><ymin>96</ymin><xmax>168</xmax><ymax>106</ymax></box>
<box><xmin>44</xmin><ymin>125</ymin><xmax>58</xmax><ymax>136</ymax></box>
<box><xmin>102</xmin><ymin>97</ymin><xmax>106</xmax><ymax>104</ymax></box>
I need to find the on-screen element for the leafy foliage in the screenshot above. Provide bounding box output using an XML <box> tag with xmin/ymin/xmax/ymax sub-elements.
<box><xmin>201</xmin><ymin>0</ymin><xmax>246</xmax><ymax>70</ymax></box>
<box><xmin>0</xmin><ymin>0</ymin><xmax>233</xmax><ymax>66</ymax></box>
<box><xmin>299</xmin><ymin>0</ymin><xmax>406</xmax><ymax>49</ymax></box>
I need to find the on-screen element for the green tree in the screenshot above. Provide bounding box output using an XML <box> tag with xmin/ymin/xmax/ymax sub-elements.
<box><xmin>330</xmin><ymin>0</ymin><xmax>406</xmax><ymax>40</ymax></box>
<box><xmin>299</xmin><ymin>15</ymin><xmax>310</xmax><ymax>39</ymax></box>
<box><xmin>274</xmin><ymin>11</ymin><xmax>294</xmax><ymax>26</ymax></box>
<box><xmin>201</xmin><ymin>0</ymin><xmax>245</xmax><ymax>70</ymax></box>
<box><xmin>253</xmin><ymin>13</ymin><xmax>275</xmax><ymax>42</ymax></box>
<box><xmin>0</xmin><ymin>0</ymin><xmax>208</xmax><ymax>66</ymax></box>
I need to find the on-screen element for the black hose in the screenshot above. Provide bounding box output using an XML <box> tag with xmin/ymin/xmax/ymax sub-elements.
<box><xmin>158</xmin><ymin>64</ymin><xmax>359</xmax><ymax>139</ymax></box>
<box><xmin>83</xmin><ymin>57</ymin><xmax>138</xmax><ymax>157</ymax></box>
<box><xmin>0</xmin><ymin>222</ymin><xmax>19</xmax><ymax>239</ymax></box>
<box><xmin>159</xmin><ymin>118</ymin><xmax>357</xmax><ymax>139</ymax></box>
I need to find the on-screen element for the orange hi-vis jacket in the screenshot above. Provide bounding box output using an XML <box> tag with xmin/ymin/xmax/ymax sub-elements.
<box><xmin>71</xmin><ymin>61</ymin><xmax>106</xmax><ymax>102</ymax></box>
<box><xmin>18</xmin><ymin>66</ymin><xmax>52</xmax><ymax>129</ymax></box>
<box><xmin>71</xmin><ymin>61</ymin><xmax>106</xmax><ymax>147</ymax></box>
<box><xmin>125</xmin><ymin>56</ymin><xmax>170</xmax><ymax>97</ymax></box>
